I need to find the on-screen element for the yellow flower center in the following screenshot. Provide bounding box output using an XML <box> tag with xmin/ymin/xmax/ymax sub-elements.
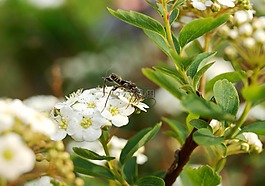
<box><xmin>81</xmin><ymin>117</ymin><xmax>92</xmax><ymax>128</ymax></box>
<box><xmin>59</xmin><ymin>118</ymin><xmax>67</xmax><ymax>130</ymax></box>
<box><xmin>87</xmin><ymin>102</ymin><xmax>96</xmax><ymax>108</ymax></box>
<box><xmin>109</xmin><ymin>106</ymin><xmax>119</xmax><ymax>116</ymax></box>
<box><xmin>3</xmin><ymin>149</ymin><xmax>13</xmax><ymax>161</ymax></box>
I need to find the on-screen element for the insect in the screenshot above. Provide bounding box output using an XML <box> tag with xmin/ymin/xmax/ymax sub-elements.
<box><xmin>102</xmin><ymin>73</ymin><xmax>144</xmax><ymax>111</ymax></box>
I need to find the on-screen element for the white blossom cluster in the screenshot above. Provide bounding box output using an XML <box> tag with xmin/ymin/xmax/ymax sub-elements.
<box><xmin>51</xmin><ymin>87</ymin><xmax>149</xmax><ymax>142</ymax></box>
<box><xmin>0</xmin><ymin>99</ymin><xmax>56</xmax><ymax>181</ymax></box>
<box><xmin>189</xmin><ymin>0</ymin><xmax>251</xmax><ymax>12</ymax></box>
<box><xmin>222</xmin><ymin>13</ymin><xmax>265</xmax><ymax>68</ymax></box>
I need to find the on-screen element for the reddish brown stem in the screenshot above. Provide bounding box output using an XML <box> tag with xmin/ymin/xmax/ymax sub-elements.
<box><xmin>164</xmin><ymin>128</ymin><xmax>198</xmax><ymax>186</ymax></box>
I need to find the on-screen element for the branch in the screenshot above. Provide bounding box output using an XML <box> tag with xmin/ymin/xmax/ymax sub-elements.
<box><xmin>164</xmin><ymin>128</ymin><xmax>198</xmax><ymax>186</ymax></box>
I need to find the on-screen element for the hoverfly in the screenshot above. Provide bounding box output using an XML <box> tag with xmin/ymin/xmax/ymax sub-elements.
<box><xmin>102</xmin><ymin>73</ymin><xmax>144</xmax><ymax>111</ymax></box>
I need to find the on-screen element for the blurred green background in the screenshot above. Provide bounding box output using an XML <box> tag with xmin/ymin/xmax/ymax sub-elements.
<box><xmin>1</xmin><ymin>0</ymin><xmax>265</xmax><ymax>185</ymax></box>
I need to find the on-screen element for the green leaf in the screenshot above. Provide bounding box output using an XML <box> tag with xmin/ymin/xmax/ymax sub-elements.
<box><xmin>213</xmin><ymin>79</ymin><xmax>239</xmax><ymax>116</ymax></box>
<box><xmin>193</xmin><ymin>128</ymin><xmax>224</xmax><ymax>145</ymax></box>
<box><xmin>172</xmin><ymin>32</ymin><xmax>181</xmax><ymax>54</ymax></box>
<box><xmin>178</xmin><ymin>14</ymin><xmax>229</xmax><ymax>47</ymax></box>
<box><xmin>162</xmin><ymin>117</ymin><xmax>188</xmax><ymax>145</ymax></box>
<box><xmin>187</xmin><ymin>52</ymin><xmax>216</xmax><ymax>77</ymax></box>
<box><xmin>144</xmin><ymin>29</ymin><xmax>170</xmax><ymax>56</ymax></box>
<box><xmin>135</xmin><ymin>176</ymin><xmax>165</xmax><ymax>186</ymax></box>
<box><xmin>189</xmin><ymin>119</ymin><xmax>212</xmax><ymax>130</ymax></box>
<box><xmin>120</xmin><ymin>123</ymin><xmax>161</xmax><ymax>164</ymax></box>
<box><xmin>153</xmin><ymin>66</ymin><xmax>185</xmax><ymax>84</ymax></box>
<box><xmin>181</xmin><ymin>94</ymin><xmax>235</xmax><ymax>121</ymax></box>
<box><xmin>193</xmin><ymin>62</ymin><xmax>215</xmax><ymax>90</ymax></box>
<box><xmin>108</xmin><ymin>8</ymin><xmax>166</xmax><ymax>38</ymax></box>
<box><xmin>142</xmin><ymin>68</ymin><xmax>185</xmax><ymax>99</ymax></box>
<box><xmin>71</xmin><ymin>155</ymin><xmax>115</xmax><ymax>179</ymax></box>
<box><xmin>181</xmin><ymin>165</ymin><xmax>221</xmax><ymax>186</ymax></box>
<box><xmin>206</xmin><ymin>71</ymin><xmax>242</xmax><ymax>92</ymax></box>
<box><xmin>73</xmin><ymin>147</ymin><xmax>115</xmax><ymax>161</ymax></box>
<box><xmin>242</xmin><ymin>84</ymin><xmax>265</xmax><ymax>102</ymax></box>
<box><xmin>169</xmin><ymin>8</ymin><xmax>179</xmax><ymax>25</ymax></box>
<box><xmin>123</xmin><ymin>157</ymin><xmax>138</xmax><ymax>184</ymax></box>
<box><xmin>240</xmin><ymin>121</ymin><xmax>265</xmax><ymax>135</ymax></box>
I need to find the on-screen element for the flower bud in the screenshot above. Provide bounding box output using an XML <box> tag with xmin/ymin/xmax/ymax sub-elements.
<box><xmin>243</xmin><ymin>37</ymin><xmax>256</xmax><ymax>48</ymax></box>
<box><xmin>233</xmin><ymin>10</ymin><xmax>253</xmax><ymax>25</ymax></box>
<box><xmin>238</xmin><ymin>23</ymin><xmax>253</xmax><ymax>36</ymax></box>
<box><xmin>253</xmin><ymin>29</ymin><xmax>265</xmax><ymax>43</ymax></box>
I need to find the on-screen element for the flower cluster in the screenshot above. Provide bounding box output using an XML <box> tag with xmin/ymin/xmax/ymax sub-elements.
<box><xmin>0</xmin><ymin>99</ymin><xmax>82</xmax><ymax>185</ymax></box>
<box><xmin>178</xmin><ymin>0</ymin><xmax>251</xmax><ymax>17</ymax></box>
<box><xmin>51</xmin><ymin>87</ymin><xmax>149</xmax><ymax>142</ymax></box>
<box><xmin>209</xmin><ymin>120</ymin><xmax>263</xmax><ymax>154</ymax></box>
<box><xmin>222</xmin><ymin>13</ymin><xmax>265</xmax><ymax>70</ymax></box>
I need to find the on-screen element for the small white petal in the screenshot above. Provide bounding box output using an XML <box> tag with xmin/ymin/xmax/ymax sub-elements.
<box><xmin>192</xmin><ymin>1</ymin><xmax>207</xmax><ymax>10</ymax></box>
<box><xmin>51</xmin><ymin>129</ymin><xmax>67</xmax><ymax>141</ymax></box>
<box><xmin>217</xmin><ymin>0</ymin><xmax>235</xmax><ymax>7</ymax></box>
<box><xmin>112</xmin><ymin>115</ymin><xmax>129</xmax><ymax>127</ymax></box>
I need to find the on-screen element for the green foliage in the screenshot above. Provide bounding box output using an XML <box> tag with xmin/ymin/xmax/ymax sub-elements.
<box><xmin>73</xmin><ymin>147</ymin><xmax>115</xmax><ymax>161</ymax></box>
<box><xmin>178</xmin><ymin>14</ymin><xmax>229</xmax><ymax>47</ymax></box>
<box><xmin>71</xmin><ymin>155</ymin><xmax>115</xmax><ymax>179</ymax></box>
<box><xmin>240</xmin><ymin>121</ymin><xmax>265</xmax><ymax>135</ymax></box>
<box><xmin>108</xmin><ymin>8</ymin><xmax>166</xmax><ymax>38</ymax></box>
<box><xmin>163</xmin><ymin>117</ymin><xmax>188</xmax><ymax>145</ymax></box>
<box><xmin>142</xmin><ymin>68</ymin><xmax>186</xmax><ymax>99</ymax></box>
<box><xmin>206</xmin><ymin>72</ymin><xmax>242</xmax><ymax>92</ymax></box>
<box><xmin>242</xmin><ymin>84</ymin><xmax>265</xmax><ymax>102</ymax></box>
<box><xmin>135</xmin><ymin>176</ymin><xmax>165</xmax><ymax>186</ymax></box>
<box><xmin>119</xmin><ymin>123</ymin><xmax>161</xmax><ymax>164</ymax></box>
<box><xmin>193</xmin><ymin>62</ymin><xmax>215</xmax><ymax>90</ymax></box>
<box><xmin>181</xmin><ymin>165</ymin><xmax>221</xmax><ymax>186</ymax></box>
<box><xmin>193</xmin><ymin>128</ymin><xmax>224</xmax><ymax>146</ymax></box>
<box><xmin>122</xmin><ymin>157</ymin><xmax>138</xmax><ymax>184</ymax></box>
<box><xmin>181</xmin><ymin>94</ymin><xmax>236</xmax><ymax>121</ymax></box>
<box><xmin>189</xmin><ymin>119</ymin><xmax>212</xmax><ymax>130</ymax></box>
<box><xmin>213</xmin><ymin>79</ymin><xmax>239</xmax><ymax>116</ymax></box>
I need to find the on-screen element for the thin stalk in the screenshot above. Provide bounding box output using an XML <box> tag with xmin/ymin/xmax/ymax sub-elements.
<box><xmin>100</xmin><ymin>136</ymin><xmax>129</xmax><ymax>186</ymax></box>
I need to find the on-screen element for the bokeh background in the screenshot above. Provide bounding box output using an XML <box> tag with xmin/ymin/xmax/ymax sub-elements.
<box><xmin>1</xmin><ymin>0</ymin><xmax>265</xmax><ymax>185</ymax></box>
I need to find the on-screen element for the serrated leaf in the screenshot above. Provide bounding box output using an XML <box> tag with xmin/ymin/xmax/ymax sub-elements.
<box><xmin>108</xmin><ymin>8</ymin><xmax>166</xmax><ymax>38</ymax></box>
<box><xmin>242</xmin><ymin>84</ymin><xmax>265</xmax><ymax>102</ymax></box>
<box><xmin>123</xmin><ymin>157</ymin><xmax>138</xmax><ymax>184</ymax></box>
<box><xmin>136</xmin><ymin>176</ymin><xmax>165</xmax><ymax>186</ymax></box>
<box><xmin>170</xmin><ymin>8</ymin><xmax>179</xmax><ymax>25</ymax></box>
<box><xmin>193</xmin><ymin>62</ymin><xmax>215</xmax><ymax>90</ymax></box>
<box><xmin>189</xmin><ymin>119</ymin><xmax>212</xmax><ymax>130</ymax></box>
<box><xmin>181</xmin><ymin>94</ymin><xmax>235</xmax><ymax>121</ymax></box>
<box><xmin>71</xmin><ymin>155</ymin><xmax>115</xmax><ymax>179</ymax></box>
<box><xmin>144</xmin><ymin>29</ymin><xmax>170</xmax><ymax>56</ymax></box>
<box><xmin>206</xmin><ymin>71</ymin><xmax>242</xmax><ymax>92</ymax></box>
<box><xmin>178</xmin><ymin>14</ymin><xmax>229</xmax><ymax>47</ymax></box>
<box><xmin>73</xmin><ymin>147</ymin><xmax>115</xmax><ymax>161</ymax></box>
<box><xmin>193</xmin><ymin>128</ymin><xmax>224</xmax><ymax>145</ymax></box>
<box><xmin>187</xmin><ymin>52</ymin><xmax>216</xmax><ymax>77</ymax></box>
<box><xmin>120</xmin><ymin>123</ymin><xmax>161</xmax><ymax>164</ymax></box>
<box><xmin>182</xmin><ymin>165</ymin><xmax>221</xmax><ymax>186</ymax></box>
<box><xmin>142</xmin><ymin>68</ymin><xmax>185</xmax><ymax>99</ymax></box>
<box><xmin>213</xmin><ymin>79</ymin><xmax>239</xmax><ymax>116</ymax></box>
<box><xmin>162</xmin><ymin>117</ymin><xmax>188</xmax><ymax>145</ymax></box>
<box><xmin>240</xmin><ymin>121</ymin><xmax>265</xmax><ymax>135</ymax></box>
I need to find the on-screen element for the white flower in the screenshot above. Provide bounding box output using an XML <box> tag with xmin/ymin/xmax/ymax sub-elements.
<box><xmin>243</xmin><ymin>37</ymin><xmax>256</xmax><ymax>48</ymax></box>
<box><xmin>253</xmin><ymin>16</ymin><xmax>265</xmax><ymax>29</ymax></box>
<box><xmin>217</xmin><ymin>0</ymin><xmax>235</xmax><ymax>7</ymax></box>
<box><xmin>242</xmin><ymin>132</ymin><xmax>263</xmax><ymax>153</ymax></box>
<box><xmin>238</xmin><ymin>23</ymin><xmax>253</xmax><ymax>36</ymax></box>
<box><xmin>233</xmin><ymin>10</ymin><xmax>253</xmax><ymax>25</ymax></box>
<box><xmin>253</xmin><ymin>29</ymin><xmax>265</xmax><ymax>43</ymax></box>
<box><xmin>0</xmin><ymin>99</ymin><xmax>56</xmax><ymax>136</ymax></box>
<box><xmin>24</xmin><ymin>95</ymin><xmax>59</xmax><ymax>113</ymax></box>
<box><xmin>25</xmin><ymin>176</ymin><xmax>59</xmax><ymax>186</ymax></box>
<box><xmin>227</xmin><ymin>29</ymin><xmax>239</xmax><ymax>39</ymax></box>
<box><xmin>192</xmin><ymin>0</ymin><xmax>213</xmax><ymax>10</ymax></box>
<box><xmin>0</xmin><ymin>133</ymin><xmax>35</xmax><ymax>180</ymax></box>
<box><xmin>99</xmin><ymin>97</ymin><xmax>135</xmax><ymax>127</ymax></box>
